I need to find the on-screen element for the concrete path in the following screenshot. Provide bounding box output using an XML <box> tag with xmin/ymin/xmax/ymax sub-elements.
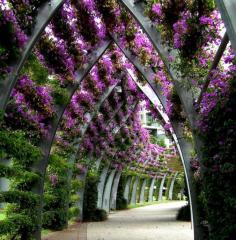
<box><xmin>43</xmin><ymin>201</ymin><xmax>193</xmax><ymax>240</ymax></box>
<box><xmin>87</xmin><ymin>201</ymin><xmax>193</xmax><ymax>240</ymax></box>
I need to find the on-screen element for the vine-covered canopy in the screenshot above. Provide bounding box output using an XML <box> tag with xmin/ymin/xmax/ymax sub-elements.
<box><xmin>0</xmin><ymin>0</ymin><xmax>235</xmax><ymax>240</ymax></box>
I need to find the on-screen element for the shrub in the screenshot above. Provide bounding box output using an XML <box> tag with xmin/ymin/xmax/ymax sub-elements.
<box><xmin>176</xmin><ymin>203</ymin><xmax>191</xmax><ymax>221</ymax></box>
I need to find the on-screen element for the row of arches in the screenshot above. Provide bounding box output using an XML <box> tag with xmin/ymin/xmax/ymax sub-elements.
<box><xmin>0</xmin><ymin>0</ymin><xmax>236</xmax><ymax>239</ymax></box>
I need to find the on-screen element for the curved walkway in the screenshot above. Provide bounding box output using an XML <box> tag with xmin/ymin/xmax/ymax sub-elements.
<box><xmin>87</xmin><ymin>201</ymin><xmax>193</xmax><ymax>240</ymax></box>
<box><xmin>43</xmin><ymin>201</ymin><xmax>193</xmax><ymax>240</ymax></box>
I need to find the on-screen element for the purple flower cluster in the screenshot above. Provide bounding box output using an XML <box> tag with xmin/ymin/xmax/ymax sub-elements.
<box><xmin>6</xmin><ymin>75</ymin><xmax>55</xmax><ymax>138</ymax></box>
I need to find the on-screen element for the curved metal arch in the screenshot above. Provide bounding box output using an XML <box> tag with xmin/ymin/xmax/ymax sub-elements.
<box><xmin>0</xmin><ymin>0</ymin><xmax>65</xmax><ymax>111</ymax></box>
<box><xmin>112</xmin><ymin>35</ymin><xmax>167</xmax><ymax>109</ymax></box>
<box><xmin>123</xmin><ymin>176</ymin><xmax>132</xmax><ymax>202</ymax></box>
<box><xmin>67</xmin><ymin>101</ymin><xmax>127</xmax><ymax>217</ymax></box>
<box><xmin>130</xmin><ymin>176</ymin><xmax>140</xmax><ymax>205</ymax></box>
<box><xmin>148</xmin><ymin>178</ymin><xmax>156</xmax><ymax>202</ymax></box>
<box><xmin>80</xmin><ymin>101</ymin><xmax>139</xmax><ymax>216</ymax></box>
<box><xmin>68</xmin><ymin>108</ymin><xmax>123</xmax><ymax>220</ymax></box>
<box><xmin>61</xmin><ymin>81</ymin><xmax>120</xmax><ymax>220</ymax></box>
<box><xmin>139</xmin><ymin>178</ymin><xmax>147</xmax><ymax>203</ymax></box>
<box><xmin>168</xmin><ymin>171</ymin><xmax>179</xmax><ymax>200</ymax></box>
<box><xmin>102</xmin><ymin>169</ymin><xmax>116</xmax><ymax>212</ymax></box>
<box><xmin>112</xmin><ymin>36</ymin><xmax>199</xmax><ymax>239</ymax></box>
<box><xmin>31</xmin><ymin>40</ymin><xmax>112</xmax><ymax>239</ymax></box>
<box><xmin>120</xmin><ymin>0</ymin><xmax>229</xmax><ymax>107</ymax></box>
<box><xmin>95</xmin><ymin>102</ymin><xmax>140</xmax><ymax>210</ymax></box>
<box><xmin>117</xmin><ymin>1</ymin><xmax>204</xmax><ymax>162</ymax></box>
<box><xmin>110</xmin><ymin>171</ymin><xmax>122</xmax><ymax>210</ymax></box>
<box><xmin>216</xmin><ymin>0</ymin><xmax>236</xmax><ymax>52</ymax></box>
<box><xmin>197</xmin><ymin>32</ymin><xmax>229</xmax><ymax>105</ymax></box>
<box><xmin>158</xmin><ymin>173</ymin><xmax>167</xmax><ymax>201</ymax></box>
<box><xmin>34</xmin><ymin>39</ymin><xmax>112</xmax><ymax>174</ymax></box>
<box><xmin>96</xmin><ymin>100</ymin><xmax>130</xmax><ymax>208</ymax></box>
<box><xmin>97</xmin><ymin>165</ymin><xmax>110</xmax><ymax>209</ymax></box>
<box><xmin>95</xmin><ymin>100</ymin><xmax>126</xmax><ymax>169</ymax></box>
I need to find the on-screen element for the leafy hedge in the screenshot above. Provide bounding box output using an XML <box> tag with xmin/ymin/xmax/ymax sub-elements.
<box><xmin>200</xmin><ymin>78</ymin><xmax>236</xmax><ymax>240</ymax></box>
<box><xmin>43</xmin><ymin>153</ymin><xmax>71</xmax><ymax>230</ymax></box>
<box><xmin>83</xmin><ymin>170</ymin><xmax>107</xmax><ymax>221</ymax></box>
<box><xmin>0</xmin><ymin>128</ymin><xmax>42</xmax><ymax>239</ymax></box>
<box><xmin>116</xmin><ymin>175</ymin><xmax>128</xmax><ymax>210</ymax></box>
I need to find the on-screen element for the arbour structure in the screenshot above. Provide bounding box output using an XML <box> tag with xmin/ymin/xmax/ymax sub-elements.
<box><xmin>0</xmin><ymin>0</ymin><xmax>236</xmax><ymax>240</ymax></box>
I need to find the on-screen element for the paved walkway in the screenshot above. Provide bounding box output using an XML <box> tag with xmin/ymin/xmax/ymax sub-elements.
<box><xmin>87</xmin><ymin>201</ymin><xmax>193</xmax><ymax>240</ymax></box>
<box><xmin>43</xmin><ymin>201</ymin><xmax>193</xmax><ymax>240</ymax></box>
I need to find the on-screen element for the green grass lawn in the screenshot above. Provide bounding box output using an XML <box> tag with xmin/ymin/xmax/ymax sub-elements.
<box><xmin>128</xmin><ymin>199</ymin><xmax>170</xmax><ymax>209</ymax></box>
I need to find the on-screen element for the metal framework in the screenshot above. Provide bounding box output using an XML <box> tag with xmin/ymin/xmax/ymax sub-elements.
<box><xmin>0</xmin><ymin>0</ymin><xmax>65</xmax><ymax>111</ymax></box>
<box><xmin>97</xmin><ymin>165</ymin><xmax>110</xmax><ymax>209</ymax></box>
<box><xmin>112</xmin><ymin>35</ymin><xmax>167</xmax><ymax>109</ymax></box>
<box><xmin>197</xmin><ymin>33</ymin><xmax>229</xmax><ymax>105</ymax></box>
<box><xmin>124</xmin><ymin>176</ymin><xmax>132</xmax><ymax>202</ymax></box>
<box><xmin>130</xmin><ymin>176</ymin><xmax>140</xmax><ymax>205</ymax></box>
<box><xmin>110</xmin><ymin>171</ymin><xmax>122</xmax><ymax>210</ymax></box>
<box><xmin>1</xmin><ymin>1</ymin><xmax>235</xmax><ymax>239</ymax></box>
<box><xmin>113</xmin><ymin>34</ymin><xmax>198</xmax><ymax>231</ymax></box>
<box><xmin>115</xmin><ymin>2</ymin><xmax>207</xmax><ymax>238</ymax></box>
<box><xmin>102</xmin><ymin>169</ymin><xmax>116</xmax><ymax>212</ymax></box>
<box><xmin>65</xmin><ymin>82</ymin><xmax>120</xmax><ymax>220</ymax></box>
<box><xmin>158</xmin><ymin>173</ymin><xmax>167</xmax><ymax>201</ymax></box>
<box><xmin>168</xmin><ymin>172</ymin><xmax>179</xmax><ymax>200</ymax></box>
<box><xmin>148</xmin><ymin>178</ymin><xmax>156</xmax><ymax>202</ymax></box>
<box><xmin>216</xmin><ymin>0</ymin><xmax>236</xmax><ymax>52</ymax></box>
<box><xmin>95</xmin><ymin>101</ymin><xmax>139</xmax><ymax>210</ymax></box>
<box><xmin>32</xmin><ymin>40</ymin><xmax>113</xmax><ymax>238</ymax></box>
<box><xmin>139</xmin><ymin>179</ymin><xmax>147</xmax><ymax>203</ymax></box>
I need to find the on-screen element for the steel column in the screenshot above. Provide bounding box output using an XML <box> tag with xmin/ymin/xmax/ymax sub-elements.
<box><xmin>123</xmin><ymin>176</ymin><xmax>132</xmax><ymax>202</ymax></box>
<box><xmin>148</xmin><ymin>178</ymin><xmax>156</xmax><ymax>202</ymax></box>
<box><xmin>110</xmin><ymin>171</ymin><xmax>122</xmax><ymax>210</ymax></box>
<box><xmin>139</xmin><ymin>179</ymin><xmax>147</xmax><ymax>203</ymax></box>
<box><xmin>130</xmin><ymin>176</ymin><xmax>140</xmax><ymax>205</ymax></box>
<box><xmin>168</xmin><ymin>172</ymin><xmax>179</xmax><ymax>200</ymax></box>
<box><xmin>76</xmin><ymin>167</ymin><xmax>89</xmax><ymax>220</ymax></box>
<box><xmin>216</xmin><ymin>0</ymin><xmax>236</xmax><ymax>52</ymax></box>
<box><xmin>97</xmin><ymin>165</ymin><xmax>110</xmax><ymax>209</ymax></box>
<box><xmin>158</xmin><ymin>174</ymin><xmax>167</xmax><ymax>201</ymax></box>
<box><xmin>102</xmin><ymin>169</ymin><xmax>116</xmax><ymax>212</ymax></box>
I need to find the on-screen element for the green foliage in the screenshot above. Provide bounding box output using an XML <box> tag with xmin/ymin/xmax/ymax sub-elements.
<box><xmin>144</xmin><ymin>178</ymin><xmax>151</xmax><ymax>202</ymax></box>
<box><xmin>68</xmin><ymin>207</ymin><xmax>80</xmax><ymax>220</ymax></box>
<box><xmin>70</xmin><ymin>194</ymin><xmax>80</xmax><ymax>204</ymax></box>
<box><xmin>176</xmin><ymin>203</ymin><xmax>191</xmax><ymax>221</ymax></box>
<box><xmin>71</xmin><ymin>179</ymin><xmax>84</xmax><ymax>193</ymax></box>
<box><xmin>199</xmin><ymin>77</ymin><xmax>236</xmax><ymax>239</ymax></box>
<box><xmin>43</xmin><ymin>153</ymin><xmax>70</xmax><ymax>230</ymax></box>
<box><xmin>83</xmin><ymin>170</ymin><xmax>107</xmax><ymax>221</ymax></box>
<box><xmin>165</xmin><ymin>175</ymin><xmax>172</xmax><ymax>198</ymax></box>
<box><xmin>21</xmin><ymin>54</ymin><xmax>49</xmax><ymax>85</ymax></box>
<box><xmin>0</xmin><ymin>165</ymin><xmax>14</xmax><ymax>178</ymax></box>
<box><xmin>91</xmin><ymin>209</ymin><xmax>107</xmax><ymax>222</ymax></box>
<box><xmin>43</xmin><ymin>210</ymin><xmax>68</xmax><ymax>231</ymax></box>
<box><xmin>150</xmin><ymin>135</ymin><xmax>166</xmax><ymax>147</ymax></box>
<box><xmin>0</xmin><ymin>13</ymin><xmax>21</xmax><ymax>80</ymax></box>
<box><xmin>0</xmin><ymin>191</ymin><xmax>39</xmax><ymax>208</ymax></box>
<box><xmin>0</xmin><ymin>213</ymin><xmax>33</xmax><ymax>236</ymax></box>
<box><xmin>0</xmin><ymin>129</ymin><xmax>41</xmax><ymax>166</ymax></box>
<box><xmin>50</xmin><ymin>79</ymin><xmax>70</xmax><ymax>106</ymax></box>
<box><xmin>0</xmin><ymin>128</ymin><xmax>42</xmax><ymax>239</ymax></box>
<box><xmin>172</xmin><ymin>174</ymin><xmax>185</xmax><ymax>200</ymax></box>
<box><xmin>116</xmin><ymin>175</ymin><xmax>128</xmax><ymax>210</ymax></box>
<box><xmin>154</xmin><ymin>179</ymin><xmax>161</xmax><ymax>200</ymax></box>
